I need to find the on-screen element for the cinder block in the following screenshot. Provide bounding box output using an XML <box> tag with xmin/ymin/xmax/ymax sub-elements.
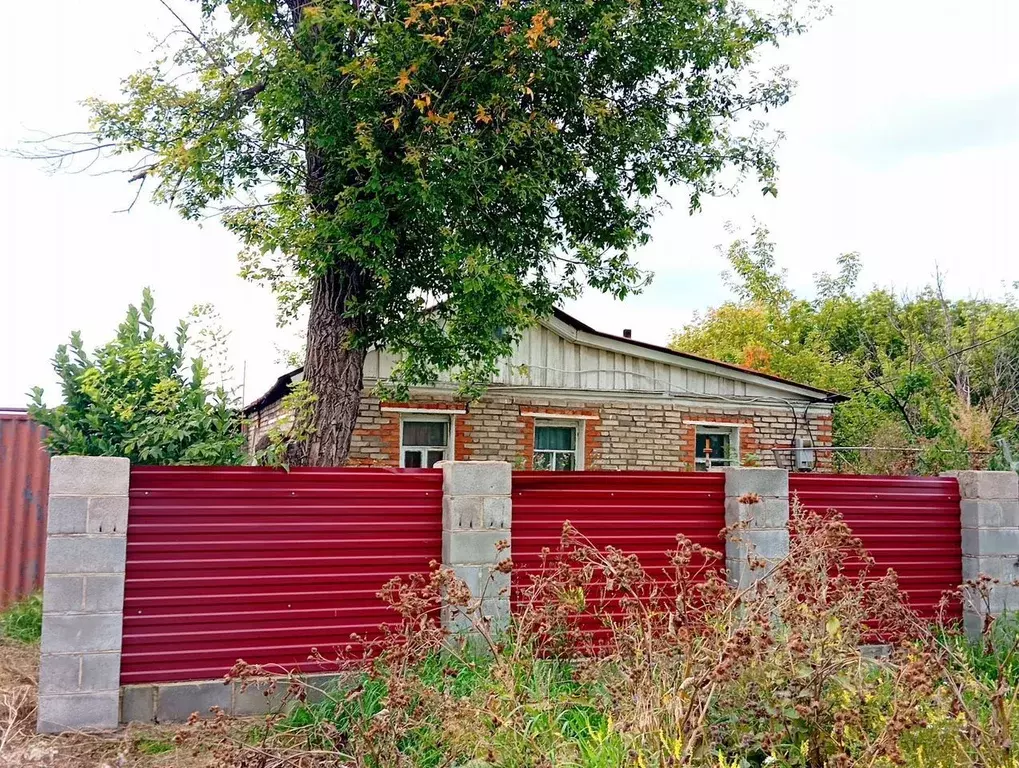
<box><xmin>84</xmin><ymin>574</ymin><xmax>126</xmax><ymax>612</ymax></box>
<box><xmin>87</xmin><ymin>496</ymin><xmax>129</xmax><ymax>534</ymax></box>
<box><xmin>482</xmin><ymin>497</ymin><xmax>512</xmax><ymax>529</ymax></box>
<box><xmin>961</xmin><ymin>500</ymin><xmax>1019</xmax><ymax>530</ymax></box>
<box><xmin>442</xmin><ymin>462</ymin><xmax>511</xmax><ymax>497</ymax></box>
<box><xmin>41</xmin><ymin>614</ymin><xmax>123</xmax><ymax>654</ymax></box>
<box><xmin>988</xmin><ymin>585</ymin><xmax>1019</xmax><ymax>614</ymax></box>
<box><xmin>724</xmin><ymin>497</ymin><xmax>788</xmax><ymax>529</ymax></box>
<box><xmin>38</xmin><ymin>655</ymin><xmax>81</xmax><ymax>695</ymax></box>
<box><xmin>49</xmin><ymin>456</ymin><xmax>130</xmax><ymax>497</ymax></box>
<box><xmin>232</xmin><ymin>680</ymin><xmax>291</xmax><ymax>716</ymax></box>
<box><xmin>80</xmin><ymin>653</ymin><xmax>121</xmax><ymax>691</ymax></box>
<box><xmin>962</xmin><ymin>528</ymin><xmax>1019</xmax><ymax>558</ymax></box>
<box><xmin>444</xmin><ymin>597</ymin><xmax>510</xmax><ymax>634</ymax></box>
<box><xmin>450</xmin><ymin>565</ymin><xmax>510</xmax><ymax>598</ymax></box>
<box><xmin>42</xmin><ymin>575</ymin><xmax>84</xmax><ymax>613</ymax></box>
<box><xmin>121</xmin><ymin>685</ymin><xmax>156</xmax><ymax>723</ymax></box>
<box><xmin>304</xmin><ymin>674</ymin><xmax>343</xmax><ymax>705</ymax></box>
<box><xmin>723</xmin><ymin>467</ymin><xmax>789</xmax><ymax>499</ymax></box>
<box><xmin>47</xmin><ymin>497</ymin><xmax>88</xmax><ymax>534</ymax></box>
<box><xmin>954</xmin><ymin>471</ymin><xmax>1019</xmax><ymax>501</ymax></box>
<box><xmin>442</xmin><ymin>531</ymin><xmax>507</xmax><ymax>565</ymax></box>
<box><xmin>38</xmin><ymin>691</ymin><xmax>120</xmax><ymax>733</ymax></box>
<box><xmin>860</xmin><ymin>644</ymin><xmax>892</xmax><ymax>659</ymax></box>
<box><xmin>156</xmin><ymin>681</ymin><xmax>232</xmax><ymax>723</ymax></box>
<box><xmin>443</xmin><ymin>497</ymin><xmax>484</xmax><ymax>531</ymax></box>
<box><xmin>45</xmin><ymin>537</ymin><xmax>127</xmax><ymax>575</ymax></box>
<box><xmin>964</xmin><ymin>610</ymin><xmax>987</xmax><ymax>642</ymax></box>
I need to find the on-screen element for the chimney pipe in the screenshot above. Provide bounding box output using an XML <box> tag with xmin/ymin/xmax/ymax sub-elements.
<box><xmin>623</xmin><ymin>329</ymin><xmax>632</xmax><ymax>339</ymax></box>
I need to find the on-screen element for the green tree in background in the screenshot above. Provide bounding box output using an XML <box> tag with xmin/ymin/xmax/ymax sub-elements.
<box><xmin>671</xmin><ymin>225</ymin><xmax>1019</xmax><ymax>473</ymax></box>
<box><xmin>28</xmin><ymin>289</ymin><xmax>247</xmax><ymax>465</ymax></box>
<box><xmin>33</xmin><ymin>0</ymin><xmax>821</xmax><ymax>465</ymax></box>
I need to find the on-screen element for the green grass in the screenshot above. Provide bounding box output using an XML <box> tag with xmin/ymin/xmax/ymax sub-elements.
<box><xmin>135</xmin><ymin>737</ymin><xmax>175</xmax><ymax>755</ymax></box>
<box><xmin>1</xmin><ymin>593</ymin><xmax>42</xmax><ymax>644</ymax></box>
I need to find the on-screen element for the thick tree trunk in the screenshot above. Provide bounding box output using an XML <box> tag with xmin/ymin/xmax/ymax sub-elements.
<box><xmin>292</xmin><ymin>265</ymin><xmax>367</xmax><ymax>466</ymax></box>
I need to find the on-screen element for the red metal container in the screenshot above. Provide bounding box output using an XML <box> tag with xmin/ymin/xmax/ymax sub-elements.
<box><xmin>0</xmin><ymin>410</ymin><xmax>50</xmax><ymax>607</ymax></box>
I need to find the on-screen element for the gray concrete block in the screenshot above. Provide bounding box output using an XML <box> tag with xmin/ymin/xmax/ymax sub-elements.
<box><xmin>38</xmin><ymin>692</ymin><xmax>120</xmax><ymax>733</ymax></box>
<box><xmin>860</xmin><ymin>644</ymin><xmax>892</xmax><ymax>659</ymax></box>
<box><xmin>42</xmin><ymin>575</ymin><xmax>84</xmax><ymax>614</ymax></box>
<box><xmin>450</xmin><ymin>565</ymin><xmax>510</xmax><ymax>598</ymax></box>
<box><xmin>962</xmin><ymin>528</ymin><xmax>1019</xmax><ymax>557</ymax></box>
<box><xmin>443</xmin><ymin>496</ymin><xmax>484</xmax><ymax>531</ymax></box>
<box><xmin>442</xmin><ymin>461</ymin><xmax>512</xmax><ymax>497</ymax></box>
<box><xmin>156</xmin><ymin>681</ymin><xmax>232</xmax><ymax>722</ymax></box>
<box><xmin>724</xmin><ymin>497</ymin><xmax>788</xmax><ymax>529</ymax></box>
<box><xmin>723</xmin><ymin>467</ymin><xmax>789</xmax><ymax>499</ymax></box>
<box><xmin>49</xmin><ymin>456</ymin><xmax>130</xmax><ymax>497</ymax></box>
<box><xmin>45</xmin><ymin>536</ymin><xmax>127</xmax><ymax>575</ymax></box>
<box><xmin>47</xmin><ymin>496</ymin><xmax>88</xmax><ymax>534</ymax></box>
<box><xmin>988</xmin><ymin>585</ymin><xmax>1019</xmax><ymax>614</ymax></box>
<box><xmin>121</xmin><ymin>685</ymin><xmax>156</xmax><ymax>724</ymax></box>
<box><xmin>41</xmin><ymin>614</ymin><xmax>123</xmax><ymax>654</ymax></box>
<box><xmin>84</xmin><ymin>574</ymin><xmax>126</xmax><ymax>612</ymax></box>
<box><xmin>304</xmin><ymin>674</ymin><xmax>343</xmax><ymax>705</ymax></box>
<box><xmin>443</xmin><ymin>531</ymin><xmax>507</xmax><ymax>565</ymax></box>
<box><xmin>954</xmin><ymin>471</ymin><xmax>1019</xmax><ymax>501</ymax></box>
<box><xmin>87</xmin><ymin>496</ymin><xmax>129</xmax><ymax>534</ymax></box>
<box><xmin>38</xmin><ymin>655</ymin><xmax>80</xmax><ymax>695</ymax></box>
<box><xmin>80</xmin><ymin>653</ymin><xmax>120</xmax><ymax>691</ymax></box>
<box><xmin>961</xmin><ymin>500</ymin><xmax>1019</xmax><ymax>529</ymax></box>
<box><xmin>444</xmin><ymin>597</ymin><xmax>510</xmax><ymax>634</ymax></box>
<box><xmin>482</xmin><ymin>497</ymin><xmax>512</xmax><ymax>529</ymax></box>
<box><xmin>232</xmin><ymin>680</ymin><xmax>290</xmax><ymax>716</ymax></box>
<box><xmin>964</xmin><ymin>610</ymin><xmax>987</xmax><ymax>643</ymax></box>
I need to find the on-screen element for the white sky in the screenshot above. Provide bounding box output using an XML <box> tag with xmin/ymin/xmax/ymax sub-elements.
<box><xmin>2</xmin><ymin>0</ymin><xmax>1018</xmax><ymax>407</ymax></box>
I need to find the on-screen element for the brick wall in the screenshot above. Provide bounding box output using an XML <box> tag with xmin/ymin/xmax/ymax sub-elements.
<box><xmin>246</xmin><ymin>391</ymin><xmax>834</xmax><ymax>471</ymax></box>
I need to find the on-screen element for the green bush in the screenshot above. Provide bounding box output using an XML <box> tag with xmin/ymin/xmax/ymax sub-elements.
<box><xmin>29</xmin><ymin>288</ymin><xmax>247</xmax><ymax>466</ymax></box>
<box><xmin>1</xmin><ymin>593</ymin><xmax>43</xmax><ymax>644</ymax></box>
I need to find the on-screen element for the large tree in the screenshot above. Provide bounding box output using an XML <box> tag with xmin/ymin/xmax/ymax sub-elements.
<box><xmin>42</xmin><ymin>0</ymin><xmax>815</xmax><ymax>465</ymax></box>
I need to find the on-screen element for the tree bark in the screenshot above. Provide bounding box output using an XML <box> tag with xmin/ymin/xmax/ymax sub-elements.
<box><xmin>292</xmin><ymin>265</ymin><xmax>367</xmax><ymax>466</ymax></box>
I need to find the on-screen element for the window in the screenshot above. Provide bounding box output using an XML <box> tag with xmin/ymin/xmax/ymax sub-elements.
<box><xmin>695</xmin><ymin>426</ymin><xmax>739</xmax><ymax>471</ymax></box>
<box><xmin>401</xmin><ymin>418</ymin><xmax>450</xmax><ymax>468</ymax></box>
<box><xmin>533</xmin><ymin>424</ymin><xmax>579</xmax><ymax>471</ymax></box>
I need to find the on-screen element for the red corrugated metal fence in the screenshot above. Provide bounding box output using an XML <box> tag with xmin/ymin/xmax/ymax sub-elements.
<box><xmin>121</xmin><ymin>467</ymin><xmax>443</xmax><ymax>685</ymax></box>
<box><xmin>511</xmin><ymin>472</ymin><xmax>726</xmax><ymax>632</ymax></box>
<box><xmin>789</xmin><ymin>474</ymin><xmax>962</xmax><ymax>620</ymax></box>
<box><xmin>0</xmin><ymin>411</ymin><xmax>50</xmax><ymax>607</ymax></box>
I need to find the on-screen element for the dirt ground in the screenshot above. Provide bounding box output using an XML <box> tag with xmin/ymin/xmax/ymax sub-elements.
<box><xmin>0</xmin><ymin>641</ymin><xmax>226</xmax><ymax>768</ymax></box>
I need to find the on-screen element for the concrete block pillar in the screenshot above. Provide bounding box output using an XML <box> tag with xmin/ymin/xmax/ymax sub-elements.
<box><xmin>440</xmin><ymin>461</ymin><xmax>512</xmax><ymax>634</ymax></box>
<box><xmin>723</xmin><ymin>467</ymin><xmax>790</xmax><ymax>589</ymax></box>
<box><xmin>37</xmin><ymin>456</ymin><xmax>129</xmax><ymax>734</ymax></box>
<box><xmin>946</xmin><ymin>470</ymin><xmax>1019</xmax><ymax>640</ymax></box>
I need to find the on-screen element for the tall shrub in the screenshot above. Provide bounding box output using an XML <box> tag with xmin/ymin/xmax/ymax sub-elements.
<box><xmin>29</xmin><ymin>289</ymin><xmax>247</xmax><ymax>465</ymax></box>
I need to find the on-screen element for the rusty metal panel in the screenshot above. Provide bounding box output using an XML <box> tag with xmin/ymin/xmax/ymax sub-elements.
<box><xmin>121</xmin><ymin>466</ymin><xmax>443</xmax><ymax>685</ymax></box>
<box><xmin>511</xmin><ymin>471</ymin><xmax>727</xmax><ymax>629</ymax></box>
<box><xmin>0</xmin><ymin>410</ymin><xmax>50</xmax><ymax>607</ymax></box>
<box><xmin>789</xmin><ymin>473</ymin><xmax>962</xmax><ymax>621</ymax></box>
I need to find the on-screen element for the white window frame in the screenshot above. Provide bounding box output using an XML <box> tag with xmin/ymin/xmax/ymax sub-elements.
<box><xmin>694</xmin><ymin>425</ymin><xmax>740</xmax><ymax>471</ymax></box>
<box><xmin>533</xmin><ymin>420</ymin><xmax>584</xmax><ymax>471</ymax></box>
<box><xmin>399</xmin><ymin>414</ymin><xmax>453</xmax><ymax>469</ymax></box>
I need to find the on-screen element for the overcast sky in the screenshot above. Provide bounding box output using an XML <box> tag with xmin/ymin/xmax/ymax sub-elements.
<box><xmin>2</xmin><ymin>0</ymin><xmax>1017</xmax><ymax>408</ymax></box>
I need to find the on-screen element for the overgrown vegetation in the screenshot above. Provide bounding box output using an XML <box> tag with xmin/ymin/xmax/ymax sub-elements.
<box><xmin>0</xmin><ymin>595</ymin><xmax>42</xmax><ymax>645</ymax></box>
<box><xmin>671</xmin><ymin>225</ymin><xmax>1019</xmax><ymax>474</ymax></box>
<box><xmin>29</xmin><ymin>289</ymin><xmax>247</xmax><ymax>465</ymax></box>
<box><xmin>186</xmin><ymin>501</ymin><xmax>1019</xmax><ymax>767</ymax></box>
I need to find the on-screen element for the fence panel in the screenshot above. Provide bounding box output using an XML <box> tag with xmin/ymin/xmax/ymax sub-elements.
<box><xmin>789</xmin><ymin>474</ymin><xmax>962</xmax><ymax>620</ymax></box>
<box><xmin>0</xmin><ymin>411</ymin><xmax>49</xmax><ymax>607</ymax></box>
<box><xmin>511</xmin><ymin>472</ymin><xmax>726</xmax><ymax>628</ymax></box>
<box><xmin>121</xmin><ymin>467</ymin><xmax>443</xmax><ymax>685</ymax></box>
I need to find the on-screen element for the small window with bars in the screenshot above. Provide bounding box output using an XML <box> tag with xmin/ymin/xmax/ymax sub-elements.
<box><xmin>533</xmin><ymin>424</ymin><xmax>579</xmax><ymax>471</ymax></box>
<box><xmin>401</xmin><ymin>418</ymin><xmax>449</xmax><ymax>468</ymax></box>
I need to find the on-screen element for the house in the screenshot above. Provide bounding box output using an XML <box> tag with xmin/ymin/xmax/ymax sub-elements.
<box><xmin>243</xmin><ymin>308</ymin><xmax>844</xmax><ymax>471</ymax></box>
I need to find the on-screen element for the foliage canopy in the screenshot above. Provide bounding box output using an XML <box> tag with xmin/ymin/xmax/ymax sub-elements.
<box><xmin>671</xmin><ymin>226</ymin><xmax>1019</xmax><ymax>472</ymax></box>
<box><xmin>60</xmin><ymin>0</ymin><xmax>818</xmax><ymax>463</ymax></box>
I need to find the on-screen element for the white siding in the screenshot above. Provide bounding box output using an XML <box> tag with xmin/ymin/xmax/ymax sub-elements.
<box><xmin>360</xmin><ymin>320</ymin><xmax>824</xmax><ymax>403</ymax></box>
